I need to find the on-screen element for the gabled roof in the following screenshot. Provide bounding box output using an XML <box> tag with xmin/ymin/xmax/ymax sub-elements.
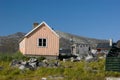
<box><xmin>25</xmin><ymin>21</ymin><xmax>59</xmax><ymax>38</ymax></box>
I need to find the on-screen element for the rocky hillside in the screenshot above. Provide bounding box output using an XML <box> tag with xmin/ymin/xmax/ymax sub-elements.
<box><xmin>56</xmin><ymin>30</ymin><xmax>109</xmax><ymax>49</ymax></box>
<box><xmin>0</xmin><ymin>31</ymin><xmax>109</xmax><ymax>53</ymax></box>
<box><xmin>0</xmin><ymin>32</ymin><xmax>25</xmax><ymax>53</ymax></box>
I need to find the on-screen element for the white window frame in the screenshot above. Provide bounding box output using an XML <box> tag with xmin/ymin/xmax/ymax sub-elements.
<box><xmin>38</xmin><ymin>38</ymin><xmax>47</xmax><ymax>47</ymax></box>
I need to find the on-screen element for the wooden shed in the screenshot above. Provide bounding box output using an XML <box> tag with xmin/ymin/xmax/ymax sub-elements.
<box><xmin>19</xmin><ymin>21</ymin><xmax>59</xmax><ymax>59</ymax></box>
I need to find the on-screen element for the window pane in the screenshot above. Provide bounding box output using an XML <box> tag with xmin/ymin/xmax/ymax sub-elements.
<box><xmin>43</xmin><ymin>39</ymin><xmax>46</xmax><ymax>46</ymax></box>
<box><xmin>39</xmin><ymin>39</ymin><xmax>42</xmax><ymax>46</ymax></box>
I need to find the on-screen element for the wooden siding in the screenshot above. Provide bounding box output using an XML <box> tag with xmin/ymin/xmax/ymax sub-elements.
<box><xmin>19</xmin><ymin>38</ymin><xmax>26</xmax><ymax>54</ymax></box>
<box><xmin>20</xmin><ymin>24</ymin><xmax>59</xmax><ymax>56</ymax></box>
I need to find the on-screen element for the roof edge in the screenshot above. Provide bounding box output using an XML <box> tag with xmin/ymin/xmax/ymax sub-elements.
<box><xmin>25</xmin><ymin>21</ymin><xmax>59</xmax><ymax>38</ymax></box>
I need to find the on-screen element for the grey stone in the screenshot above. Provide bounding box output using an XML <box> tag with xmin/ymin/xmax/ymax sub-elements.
<box><xmin>0</xmin><ymin>66</ymin><xmax>3</xmax><ymax>70</ymax></box>
<box><xmin>19</xmin><ymin>65</ymin><xmax>25</xmax><ymax>70</ymax></box>
<box><xmin>10</xmin><ymin>59</ymin><xmax>21</xmax><ymax>67</ymax></box>
<box><xmin>48</xmin><ymin>75</ymin><xmax>64</xmax><ymax>80</ymax></box>
<box><xmin>41</xmin><ymin>77</ymin><xmax>47</xmax><ymax>80</ymax></box>
<box><xmin>28</xmin><ymin>58</ymin><xmax>37</xmax><ymax>63</ymax></box>
<box><xmin>10</xmin><ymin>58</ymin><xmax>61</xmax><ymax>71</ymax></box>
<box><xmin>29</xmin><ymin>62</ymin><xmax>37</xmax><ymax>69</ymax></box>
<box><xmin>85</xmin><ymin>55</ymin><xmax>93</xmax><ymax>62</ymax></box>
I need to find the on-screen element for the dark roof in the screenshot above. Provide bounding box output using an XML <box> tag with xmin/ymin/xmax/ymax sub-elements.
<box><xmin>96</xmin><ymin>43</ymin><xmax>111</xmax><ymax>49</ymax></box>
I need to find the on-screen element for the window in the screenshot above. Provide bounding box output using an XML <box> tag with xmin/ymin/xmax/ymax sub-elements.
<box><xmin>38</xmin><ymin>38</ymin><xmax>47</xmax><ymax>47</ymax></box>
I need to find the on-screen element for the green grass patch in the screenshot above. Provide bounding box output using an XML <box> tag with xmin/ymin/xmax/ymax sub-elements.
<box><xmin>0</xmin><ymin>54</ymin><xmax>119</xmax><ymax>80</ymax></box>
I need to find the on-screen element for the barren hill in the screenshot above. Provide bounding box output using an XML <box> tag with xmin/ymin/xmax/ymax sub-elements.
<box><xmin>55</xmin><ymin>30</ymin><xmax>109</xmax><ymax>49</ymax></box>
<box><xmin>0</xmin><ymin>31</ymin><xmax>109</xmax><ymax>53</ymax></box>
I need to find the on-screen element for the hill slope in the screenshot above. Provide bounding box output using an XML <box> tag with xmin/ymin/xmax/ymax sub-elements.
<box><xmin>0</xmin><ymin>32</ymin><xmax>25</xmax><ymax>53</ymax></box>
<box><xmin>55</xmin><ymin>30</ymin><xmax>109</xmax><ymax>49</ymax></box>
<box><xmin>0</xmin><ymin>31</ymin><xmax>109</xmax><ymax>53</ymax></box>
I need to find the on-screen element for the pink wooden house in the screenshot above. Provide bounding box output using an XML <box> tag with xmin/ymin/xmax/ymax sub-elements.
<box><xmin>19</xmin><ymin>21</ymin><xmax>59</xmax><ymax>59</ymax></box>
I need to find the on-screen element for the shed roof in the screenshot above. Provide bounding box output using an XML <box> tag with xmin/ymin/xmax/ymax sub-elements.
<box><xmin>96</xmin><ymin>43</ymin><xmax>111</xmax><ymax>49</ymax></box>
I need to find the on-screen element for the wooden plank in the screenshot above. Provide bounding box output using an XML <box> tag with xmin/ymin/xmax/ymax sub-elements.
<box><xmin>106</xmin><ymin>57</ymin><xmax>120</xmax><ymax>72</ymax></box>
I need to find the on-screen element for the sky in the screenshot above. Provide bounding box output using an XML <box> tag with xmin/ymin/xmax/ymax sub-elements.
<box><xmin>0</xmin><ymin>0</ymin><xmax>120</xmax><ymax>42</ymax></box>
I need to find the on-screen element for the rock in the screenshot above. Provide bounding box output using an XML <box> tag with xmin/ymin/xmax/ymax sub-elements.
<box><xmin>41</xmin><ymin>77</ymin><xmax>47</xmax><ymax>80</ymax></box>
<box><xmin>21</xmin><ymin>61</ymin><xmax>27</xmax><ymax>65</ymax></box>
<box><xmin>19</xmin><ymin>65</ymin><xmax>25</xmax><ymax>70</ymax></box>
<box><xmin>70</xmin><ymin>57</ymin><xmax>74</xmax><ymax>62</ymax></box>
<box><xmin>63</xmin><ymin>58</ymin><xmax>69</xmax><ymax>62</ymax></box>
<box><xmin>29</xmin><ymin>62</ymin><xmax>37</xmax><ymax>69</ymax></box>
<box><xmin>37</xmin><ymin>62</ymin><xmax>47</xmax><ymax>67</ymax></box>
<box><xmin>71</xmin><ymin>57</ymin><xmax>81</xmax><ymax>62</ymax></box>
<box><xmin>42</xmin><ymin>59</ymin><xmax>48</xmax><ymax>63</ymax></box>
<box><xmin>46</xmin><ymin>61</ymin><xmax>60</xmax><ymax>68</ymax></box>
<box><xmin>85</xmin><ymin>55</ymin><xmax>93</xmax><ymax>62</ymax></box>
<box><xmin>23</xmin><ymin>62</ymin><xmax>33</xmax><ymax>70</ymax></box>
<box><xmin>63</xmin><ymin>59</ymin><xmax>66</xmax><ymax>62</ymax></box>
<box><xmin>48</xmin><ymin>75</ymin><xmax>64</xmax><ymax>80</ymax></box>
<box><xmin>54</xmin><ymin>61</ymin><xmax>60</xmax><ymax>67</ymax></box>
<box><xmin>28</xmin><ymin>58</ymin><xmax>37</xmax><ymax>63</ymax></box>
<box><xmin>106</xmin><ymin>77</ymin><xmax>120</xmax><ymax>80</ymax></box>
<box><xmin>10</xmin><ymin>58</ymin><xmax>60</xmax><ymax>70</ymax></box>
<box><xmin>0</xmin><ymin>66</ymin><xmax>3</xmax><ymax>70</ymax></box>
<box><xmin>76</xmin><ymin>57</ymin><xmax>81</xmax><ymax>60</ymax></box>
<box><xmin>10</xmin><ymin>59</ymin><xmax>21</xmax><ymax>67</ymax></box>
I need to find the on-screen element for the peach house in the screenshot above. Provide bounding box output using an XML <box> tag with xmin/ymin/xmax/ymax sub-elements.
<box><xmin>19</xmin><ymin>21</ymin><xmax>59</xmax><ymax>59</ymax></box>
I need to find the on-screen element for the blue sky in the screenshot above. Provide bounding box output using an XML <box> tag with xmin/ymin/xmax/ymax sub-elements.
<box><xmin>0</xmin><ymin>0</ymin><xmax>120</xmax><ymax>41</ymax></box>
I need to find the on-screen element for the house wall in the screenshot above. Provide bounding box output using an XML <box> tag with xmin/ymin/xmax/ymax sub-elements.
<box><xmin>72</xmin><ymin>44</ymin><xmax>77</xmax><ymax>54</ymax></box>
<box><xmin>19</xmin><ymin>38</ymin><xmax>26</xmax><ymax>54</ymax></box>
<box><xmin>25</xmin><ymin>25</ymin><xmax>59</xmax><ymax>56</ymax></box>
<box><xmin>72</xmin><ymin>43</ymin><xmax>89</xmax><ymax>56</ymax></box>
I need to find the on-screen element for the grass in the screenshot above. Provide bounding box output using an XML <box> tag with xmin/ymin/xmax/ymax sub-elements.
<box><xmin>0</xmin><ymin>52</ymin><xmax>120</xmax><ymax>80</ymax></box>
<box><xmin>0</xmin><ymin>52</ymin><xmax>27</xmax><ymax>61</ymax></box>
